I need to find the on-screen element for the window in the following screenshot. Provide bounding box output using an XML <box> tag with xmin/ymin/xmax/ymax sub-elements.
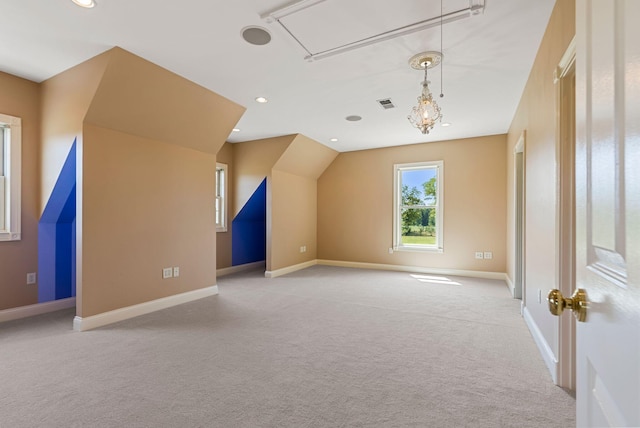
<box><xmin>215</xmin><ymin>163</ymin><xmax>227</xmax><ymax>232</ymax></box>
<box><xmin>393</xmin><ymin>161</ymin><xmax>443</xmax><ymax>252</ymax></box>
<box><xmin>0</xmin><ymin>113</ymin><xmax>21</xmax><ymax>242</ymax></box>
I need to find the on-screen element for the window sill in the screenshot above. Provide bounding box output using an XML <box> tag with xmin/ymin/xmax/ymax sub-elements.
<box><xmin>0</xmin><ymin>232</ymin><xmax>21</xmax><ymax>241</ymax></box>
<box><xmin>393</xmin><ymin>245</ymin><xmax>443</xmax><ymax>254</ymax></box>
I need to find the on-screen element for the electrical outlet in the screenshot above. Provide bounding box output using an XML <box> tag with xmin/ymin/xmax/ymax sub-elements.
<box><xmin>475</xmin><ymin>252</ymin><xmax>484</xmax><ymax>259</ymax></box>
<box><xmin>388</xmin><ymin>247</ymin><xmax>394</xmax><ymax>254</ymax></box>
<box><xmin>299</xmin><ymin>246</ymin><xmax>305</xmax><ymax>253</ymax></box>
<box><xmin>538</xmin><ymin>289</ymin><xmax>542</xmax><ymax>303</ymax></box>
<box><xmin>26</xmin><ymin>272</ymin><xmax>37</xmax><ymax>285</ymax></box>
<box><xmin>162</xmin><ymin>268</ymin><xmax>173</xmax><ymax>279</ymax></box>
<box><xmin>484</xmin><ymin>251</ymin><xmax>493</xmax><ymax>260</ymax></box>
<box><xmin>173</xmin><ymin>267</ymin><xmax>180</xmax><ymax>277</ymax></box>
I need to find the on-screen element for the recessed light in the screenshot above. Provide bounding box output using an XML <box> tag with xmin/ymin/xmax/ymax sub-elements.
<box><xmin>232</xmin><ymin>128</ymin><xmax>240</xmax><ymax>132</ymax></box>
<box><xmin>330</xmin><ymin>138</ymin><xmax>338</xmax><ymax>142</ymax></box>
<box><xmin>441</xmin><ymin>122</ymin><xmax>451</xmax><ymax>127</ymax></box>
<box><xmin>72</xmin><ymin>0</ymin><xmax>96</xmax><ymax>8</ymax></box>
<box><xmin>255</xmin><ymin>97</ymin><xmax>268</xmax><ymax>103</ymax></box>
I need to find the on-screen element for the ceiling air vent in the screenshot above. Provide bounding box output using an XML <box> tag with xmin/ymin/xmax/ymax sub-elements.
<box><xmin>377</xmin><ymin>98</ymin><xmax>395</xmax><ymax>110</ymax></box>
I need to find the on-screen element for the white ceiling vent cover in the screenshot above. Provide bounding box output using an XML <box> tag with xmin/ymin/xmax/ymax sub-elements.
<box><xmin>377</xmin><ymin>98</ymin><xmax>395</xmax><ymax>110</ymax></box>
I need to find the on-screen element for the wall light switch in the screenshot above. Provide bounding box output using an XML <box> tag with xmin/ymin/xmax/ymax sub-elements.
<box><xmin>162</xmin><ymin>268</ymin><xmax>173</xmax><ymax>279</ymax></box>
<box><xmin>475</xmin><ymin>252</ymin><xmax>484</xmax><ymax>259</ymax></box>
<box><xmin>27</xmin><ymin>272</ymin><xmax>37</xmax><ymax>285</ymax></box>
<box><xmin>173</xmin><ymin>267</ymin><xmax>180</xmax><ymax>277</ymax></box>
<box><xmin>484</xmin><ymin>252</ymin><xmax>493</xmax><ymax>260</ymax></box>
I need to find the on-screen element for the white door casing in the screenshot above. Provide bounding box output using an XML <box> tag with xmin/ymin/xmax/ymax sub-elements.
<box><xmin>575</xmin><ymin>0</ymin><xmax>640</xmax><ymax>426</ymax></box>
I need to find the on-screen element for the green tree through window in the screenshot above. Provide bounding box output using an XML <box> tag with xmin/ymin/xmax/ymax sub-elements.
<box><xmin>394</xmin><ymin>161</ymin><xmax>443</xmax><ymax>250</ymax></box>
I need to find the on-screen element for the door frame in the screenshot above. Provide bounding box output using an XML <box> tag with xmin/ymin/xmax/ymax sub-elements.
<box><xmin>514</xmin><ymin>132</ymin><xmax>526</xmax><ymax>304</ymax></box>
<box><xmin>554</xmin><ymin>36</ymin><xmax>577</xmax><ymax>391</ymax></box>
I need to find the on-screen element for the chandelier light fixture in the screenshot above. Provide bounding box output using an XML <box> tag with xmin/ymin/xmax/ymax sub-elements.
<box><xmin>407</xmin><ymin>52</ymin><xmax>444</xmax><ymax>134</ymax></box>
<box><xmin>408</xmin><ymin>0</ymin><xmax>445</xmax><ymax>135</ymax></box>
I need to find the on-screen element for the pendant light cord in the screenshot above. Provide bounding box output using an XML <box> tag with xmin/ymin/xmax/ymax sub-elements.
<box><xmin>440</xmin><ymin>0</ymin><xmax>444</xmax><ymax>98</ymax></box>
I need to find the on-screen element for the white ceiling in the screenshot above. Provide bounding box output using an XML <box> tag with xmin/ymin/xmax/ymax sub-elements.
<box><xmin>1</xmin><ymin>0</ymin><xmax>556</xmax><ymax>152</ymax></box>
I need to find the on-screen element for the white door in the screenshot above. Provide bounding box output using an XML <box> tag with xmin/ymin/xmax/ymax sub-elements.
<box><xmin>575</xmin><ymin>0</ymin><xmax>640</xmax><ymax>426</ymax></box>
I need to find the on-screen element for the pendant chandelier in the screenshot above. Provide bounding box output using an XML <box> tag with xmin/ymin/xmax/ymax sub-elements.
<box><xmin>408</xmin><ymin>0</ymin><xmax>445</xmax><ymax>135</ymax></box>
<box><xmin>407</xmin><ymin>52</ymin><xmax>443</xmax><ymax>134</ymax></box>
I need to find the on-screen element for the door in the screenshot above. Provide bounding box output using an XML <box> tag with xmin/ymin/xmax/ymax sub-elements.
<box><xmin>575</xmin><ymin>0</ymin><xmax>640</xmax><ymax>425</ymax></box>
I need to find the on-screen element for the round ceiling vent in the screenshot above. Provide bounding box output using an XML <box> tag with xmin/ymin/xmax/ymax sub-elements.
<box><xmin>242</xmin><ymin>26</ymin><xmax>272</xmax><ymax>46</ymax></box>
<box><xmin>345</xmin><ymin>115</ymin><xmax>362</xmax><ymax>122</ymax></box>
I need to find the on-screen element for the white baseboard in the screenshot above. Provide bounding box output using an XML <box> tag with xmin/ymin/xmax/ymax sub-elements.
<box><xmin>73</xmin><ymin>286</ymin><xmax>218</xmax><ymax>332</ymax></box>
<box><xmin>0</xmin><ymin>297</ymin><xmax>76</xmax><ymax>323</ymax></box>
<box><xmin>317</xmin><ymin>259</ymin><xmax>508</xmax><ymax>281</ymax></box>
<box><xmin>265</xmin><ymin>260</ymin><xmax>318</xmax><ymax>278</ymax></box>
<box><xmin>217</xmin><ymin>261</ymin><xmax>265</xmax><ymax>277</ymax></box>
<box><xmin>523</xmin><ymin>306</ymin><xmax>558</xmax><ymax>384</ymax></box>
<box><xmin>505</xmin><ymin>275</ymin><xmax>515</xmax><ymax>296</ymax></box>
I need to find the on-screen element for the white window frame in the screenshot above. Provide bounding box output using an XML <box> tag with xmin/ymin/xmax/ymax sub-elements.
<box><xmin>0</xmin><ymin>113</ymin><xmax>21</xmax><ymax>242</ymax></box>
<box><xmin>393</xmin><ymin>160</ymin><xmax>443</xmax><ymax>252</ymax></box>
<box><xmin>215</xmin><ymin>162</ymin><xmax>227</xmax><ymax>232</ymax></box>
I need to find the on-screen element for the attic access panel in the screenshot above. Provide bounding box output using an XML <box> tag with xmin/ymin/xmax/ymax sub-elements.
<box><xmin>262</xmin><ymin>0</ymin><xmax>484</xmax><ymax>61</ymax></box>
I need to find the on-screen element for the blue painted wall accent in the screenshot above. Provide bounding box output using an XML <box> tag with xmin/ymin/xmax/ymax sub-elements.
<box><xmin>232</xmin><ymin>178</ymin><xmax>267</xmax><ymax>266</ymax></box>
<box><xmin>38</xmin><ymin>141</ymin><xmax>76</xmax><ymax>303</ymax></box>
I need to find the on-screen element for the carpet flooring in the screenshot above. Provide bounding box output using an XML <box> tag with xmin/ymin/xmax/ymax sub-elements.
<box><xmin>0</xmin><ymin>266</ymin><xmax>575</xmax><ymax>427</ymax></box>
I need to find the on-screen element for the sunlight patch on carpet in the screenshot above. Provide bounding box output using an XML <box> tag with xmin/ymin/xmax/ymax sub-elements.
<box><xmin>410</xmin><ymin>274</ymin><xmax>461</xmax><ymax>285</ymax></box>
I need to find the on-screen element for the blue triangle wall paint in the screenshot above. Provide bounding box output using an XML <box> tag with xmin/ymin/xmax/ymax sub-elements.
<box><xmin>38</xmin><ymin>141</ymin><xmax>76</xmax><ymax>303</ymax></box>
<box><xmin>232</xmin><ymin>178</ymin><xmax>266</xmax><ymax>266</ymax></box>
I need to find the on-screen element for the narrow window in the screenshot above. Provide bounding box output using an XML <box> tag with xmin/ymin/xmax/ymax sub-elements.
<box><xmin>393</xmin><ymin>161</ymin><xmax>443</xmax><ymax>252</ymax></box>
<box><xmin>215</xmin><ymin>163</ymin><xmax>227</xmax><ymax>232</ymax></box>
<box><xmin>0</xmin><ymin>113</ymin><xmax>21</xmax><ymax>241</ymax></box>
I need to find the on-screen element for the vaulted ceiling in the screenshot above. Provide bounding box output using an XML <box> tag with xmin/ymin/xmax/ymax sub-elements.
<box><xmin>1</xmin><ymin>0</ymin><xmax>556</xmax><ymax>151</ymax></box>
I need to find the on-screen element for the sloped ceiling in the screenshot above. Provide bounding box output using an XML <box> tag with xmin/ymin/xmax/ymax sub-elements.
<box><xmin>1</xmin><ymin>0</ymin><xmax>556</xmax><ymax>151</ymax></box>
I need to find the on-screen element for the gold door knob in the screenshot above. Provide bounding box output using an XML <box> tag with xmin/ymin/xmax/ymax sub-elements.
<box><xmin>547</xmin><ymin>288</ymin><xmax>588</xmax><ymax>322</ymax></box>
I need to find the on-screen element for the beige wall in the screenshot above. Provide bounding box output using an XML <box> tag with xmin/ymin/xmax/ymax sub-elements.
<box><xmin>318</xmin><ymin>135</ymin><xmax>507</xmax><ymax>272</ymax></box>
<box><xmin>81</xmin><ymin>125</ymin><xmax>217</xmax><ymax>317</ymax></box>
<box><xmin>230</xmin><ymin>134</ymin><xmax>337</xmax><ymax>271</ymax></box>
<box><xmin>76</xmin><ymin>49</ymin><xmax>243</xmax><ymax>317</ymax></box>
<box><xmin>232</xmin><ymin>135</ymin><xmax>293</xmax><ymax>217</ymax></box>
<box><xmin>0</xmin><ymin>72</ymin><xmax>40</xmax><ymax>310</ymax></box>
<box><xmin>216</xmin><ymin>142</ymin><xmax>233</xmax><ymax>270</ymax></box>
<box><xmin>506</xmin><ymin>0</ymin><xmax>575</xmax><ymax>357</ymax></box>
<box><xmin>270</xmin><ymin>134</ymin><xmax>337</xmax><ymax>271</ymax></box>
<box><xmin>270</xmin><ymin>170</ymin><xmax>317</xmax><ymax>270</ymax></box>
<box><xmin>274</xmin><ymin>134</ymin><xmax>339</xmax><ymax>180</ymax></box>
<box><xmin>2</xmin><ymin>47</ymin><xmax>243</xmax><ymax>316</ymax></box>
<box><xmin>85</xmin><ymin>48</ymin><xmax>243</xmax><ymax>156</ymax></box>
<box><xmin>40</xmin><ymin>51</ymin><xmax>110</xmax><ymax>213</ymax></box>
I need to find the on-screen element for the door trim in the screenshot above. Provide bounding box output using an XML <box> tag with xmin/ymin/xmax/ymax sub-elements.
<box><xmin>554</xmin><ymin>36</ymin><xmax>576</xmax><ymax>391</ymax></box>
<box><xmin>514</xmin><ymin>132</ymin><xmax>526</xmax><ymax>302</ymax></box>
